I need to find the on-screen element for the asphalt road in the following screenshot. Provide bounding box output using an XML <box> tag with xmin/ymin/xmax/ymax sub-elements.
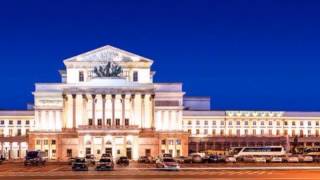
<box><xmin>1</xmin><ymin>163</ymin><xmax>320</xmax><ymax>179</ymax></box>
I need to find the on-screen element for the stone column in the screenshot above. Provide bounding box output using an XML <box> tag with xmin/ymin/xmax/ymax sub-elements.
<box><xmin>141</xmin><ymin>94</ymin><xmax>145</xmax><ymax>129</ymax></box>
<box><xmin>62</xmin><ymin>94</ymin><xmax>68</xmax><ymax>129</ymax></box>
<box><xmin>102</xmin><ymin>94</ymin><xmax>106</xmax><ymax>126</ymax></box>
<box><xmin>121</xmin><ymin>94</ymin><xmax>126</xmax><ymax>126</ymax></box>
<box><xmin>82</xmin><ymin>94</ymin><xmax>88</xmax><ymax>126</ymax></box>
<box><xmin>91</xmin><ymin>94</ymin><xmax>96</xmax><ymax>126</ymax></box>
<box><xmin>112</xmin><ymin>94</ymin><xmax>116</xmax><ymax>126</ymax></box>
<box><xmin>130</xmin><ymin>94</ymin><xmax>135</xmax><ymax>126</ymax></box>
<box><xmin>72</xmin><ymin>94</ymin><xmax>76</xmax><ymax>129</ymax></box>
<box><xmin>150</xmin><ymin>94</ymin><xmax>155</xmax><ymax>129</ymax></box>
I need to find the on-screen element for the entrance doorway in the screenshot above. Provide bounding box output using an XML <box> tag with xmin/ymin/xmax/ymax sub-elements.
<box><xmin>105</xmin><ymin>148</ymin><xmax>112</xmax><ymax>156</ymax></box>
<box><xmin>126</xmin><ymin>148</ymin><xmax>132</xmax><ymax>159</ymax></box>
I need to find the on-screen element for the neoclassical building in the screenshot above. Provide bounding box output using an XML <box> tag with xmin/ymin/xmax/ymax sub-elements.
<box><xmin>1</xmin><ymin>45</ymin><xmax>320</xmax><ymax>160</ymax></box>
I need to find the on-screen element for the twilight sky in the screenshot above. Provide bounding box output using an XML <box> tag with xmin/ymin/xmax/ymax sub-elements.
<box><xmin>1</xmin><ymin>0</ymin><xmax>320</xmax><ymax>111</ymax></box>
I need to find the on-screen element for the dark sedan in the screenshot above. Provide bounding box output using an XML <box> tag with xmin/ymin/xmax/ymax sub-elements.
<box><xmin>116</xmin><ymin>156</ymin><xmax>129</xmax><ymax>166</ymax></box>
<box><xmin>72</xmin><ymin>158</ymin><xmax>88</xmax><ymax>171</ymax></box>
<box><xmin>208</xmin><ymin>155</ymin><xmax>225</xmax><ymax>163</ymax></box>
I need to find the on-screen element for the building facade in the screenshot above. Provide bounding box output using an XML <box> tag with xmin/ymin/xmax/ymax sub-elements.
<box><xmin>1</xmin><ymin>45</ymin><xmax>320</xmax><ymax>160</ymax></box>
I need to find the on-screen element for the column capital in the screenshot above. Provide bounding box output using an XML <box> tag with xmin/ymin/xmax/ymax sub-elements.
<box><xmin>121</xmin><ymin>94</ymin><xmax>126</xmax><ymax>99</ymax></box>
<box><xmin>131</xmin><ymin>94</ymin><xmax>135</xmax><ymax>99</ymax></box>
<box><xmin>112</xmin><ymin>94</ymin><xmax>116</xmax><ymax>99</ymax></box>
<box><xmin>102</xmin><ymin>94</ymin><xmax>106</xmax><ymax>99</ymax></box>
<box><xmin>141</xmin><ymin>94</ymin><xmax>145</xmax><ymax>99</ymax></box>
<box><xmin>82</xmin><ymin>94</ymin><xmax>88</xmax><ymax>100</ymax></box>
<box><xmin>72</xmin><ymin>94</ymin><xmax>77</xmax><ymax>99</ymax></box>
<box><xmin>62</xmin><ymin>94</ymin><xmax>68</xmax><ymax>100</ymax></box>
<box><xmin>91</xmin><ymin>94</ymin><xmax>96</xmax><ymax>99</ymax></box>
<box><xmin>150</xmin><ymin>94</ymin><xmax>155</xmax><ymax>100</ymax></box>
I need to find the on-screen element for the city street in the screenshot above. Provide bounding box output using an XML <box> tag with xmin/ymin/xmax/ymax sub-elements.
<box><xmin>1</xmin><ymin>162</ymin><xmax>320</xmax><ymax>179</ymax></box>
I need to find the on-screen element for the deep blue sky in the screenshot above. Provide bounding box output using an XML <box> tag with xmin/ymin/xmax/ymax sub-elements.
<box><xmin>1</xmin><ymin>0</ymin><xmax>320</xmax><ymax>111</ymax></box>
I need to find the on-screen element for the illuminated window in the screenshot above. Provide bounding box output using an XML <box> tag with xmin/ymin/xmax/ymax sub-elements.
<box><xmin>188</xmin><ymin>121</ymin><xmax>192</xmax><ymax>125</ymax></box>
<box><xmin>116</xmin><ymin>119</ymin><xmax>120</xmax><ymax>126</ymax></box>
<box><xmin>204</xmin><ymin>121</ymin><xmax>208</xmax><ymax>125</ymax></box>
<box><xmin>212</xmin><ymin>129</ymin><xmax>216</xmax><ymax>135</ymax></box>
<box><xmin>176</xmin><ymin>139</ymin><xmax>181</xmax><ymax>145</ymax></box>
<box><xmin>17</xmin><ymin>129</ymin><xmax>21</xmax><ymax>136</ymax></box>
<box><xmin>44</xmin><ymin>140</ymin><xmax>48</xmax><ymax>145</ymax></box>
<box><xmin>245</xmin><ymin>121</ymin><xmax>248</xmax><ymax>126</ymax></box>
<box><xmin>187</xmin><ymin>129</ymin><xmax>191</xmax><ymax>134</ymax></box>
<box><xmin>269</xmin><ymin>121</ymin><xmax>272</xmax><ymax>126</ymax></box>
<box><xmin>212</xmin><ymin>121</ymin><xmax>216</xmax><ymax>126</ymax></box>
<box><xmin>253</xmin><ymin>121</ymin><xmax>256</xmax><ymax>126</ymax></box>
<box><xmin>244</xmin><ymin>129</ymin><xmax>248</xmax><ymax>135</ymax></box>
<box><xmin>107</xmin><ymin>119</ymin><xmax>111</xmax><ymax>126</ymax></box>
<box><xmin>88</xmin><ymin>119</ymin><xmax>93</xmax><ymax>126</ymax></box>
<box><xmin>284</xmin><ymin>130</ymin><xmax>288</xmax><ymax>136</ymax></box>
<box><xmin>36</xmin><ymin>140</ymin><xmax>41</xmax><ymax>145</ymax></box>
<box><xmin>97</xmin><ymin>119</ymin><xmax>102</xmax><ymax>126</ymax></box>
<box><xmin>308</xmin><ymin>121</ymin><xmax>312</xmax><ymax>126</ymax></box>
<box><xmin>276</xmin><ymin>129</ymin><xmax>280</xmax><ymax>136</ymax></box>
<box><xmin>236</xmin><ymin>121</ymin><xmax>240</xmax><ymax>126</ymax></box>
<box><xmin>9</xmin><ymin>129</ymin><xmax>13</xmax><ymax>136</ymax></box>
<box><xmin>300</xmin><ymin>121</ymin><xmax>303</xmax><ymax>126</ymax></box>
<box><xmin>204</xmin><ymin>129</ymin><xmax>208</xmax><ymax>135</ymax></box>
<box><xmin>292</xmin><ymin>121</ymin><xmax>296</xmax><ymax>126</ymax></box>
<box><xmin>284</xmin><ymin>121</ymin><xmax>288</xmax><ymax>126</ymax></box>
<box><xmin>228</xmin><ymin>129</ymin><xmax>232</xmax><ymax>136</ymax></box>
<box><xmin>196</xmin><ymin>121</ymin><xmax>200</xmax><ymax>125</ymax></box>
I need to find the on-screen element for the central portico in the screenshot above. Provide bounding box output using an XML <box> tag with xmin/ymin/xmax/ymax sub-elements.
<box><xmin>28</xmin><ymin>45</ymin><xmax>188</xmax><ymax>160</ymax></box>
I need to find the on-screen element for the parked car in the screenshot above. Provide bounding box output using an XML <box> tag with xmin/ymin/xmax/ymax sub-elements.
<box><xmin>116</xmin><ymin>156</ymin><xmax>129</xmax><ymax>166</ymax></box>
<box><xmin>156</xmin><ymin>157</ymin><xmax>180</xmax><ymax>170</ymax></box>
<box><xmin>138</xmin><ymin>156</ymin><xmax>152</xmax><ymax>163</ymax></box>
<box><xmin>225</xmin><ymin>156</ymin><xmax>237</xmax><ymax>163</ymax></box>
<box><xmin>286</xmin><ymin>156</ymin><xmax>299</xmax><ymax>163</ymax></box>
<box><xmin>254</xmin><ymin>157</ymin><xmax>267</xmax><ymax>163</ymax></box>
<box><xmin>96</xmin><ymin>158</ymin><xmax>114</xmax><ymax>171</ymax></box>
<box><xmin>101</xmin><ymin>153</ymin><xmax>112</xmax><ymax>159</ymax></box>
<box><xmin>162</xmin><ymin>153</ymin><xmax>173</xmax><ymax>158</ymax></box>
<box><xmin>72</xmin><ymin>158</ymin><xmax>88</xmax><ymax>171</ymax></box>
<box><xmin>208</xmin><ymin>155</ymin><xmax>225</xmax><ymax>163</ymax></box>
<box><xmin>313</xmin><ymin>156</ymin><xmax>320</xmax><ymax>162</ymax></box>
<box><xmin>191</xmin><ymin>154</ymin><xmax>203</xmax><ymax>163</ymax></box>
<box><xmin>24</xmin><ymin>151</ymin><xmax>47</xmax><ymax>166</ymax></box>
<box><xmin>269</xmin><ymin>156</ymin><xmax>283</xmax><ymax>163</ymax></box>
<box><xmin>301</xmin><ymin>156</ymin><xmax>313</xmax><ymax>163</ymax></box>
<box><xmin>242</xmin><ymin>156</ymin><xmax>255</xmax><ymax>163</ymax></box>
<box><xmin>175</xmin><ymin>156</ymin><xmax>192</xmax><ymax>164</ymax></box>
<box><xmin>85</xmin><ymin>154</ymin><xmax>96</xmax><ymax>165</ymax></box>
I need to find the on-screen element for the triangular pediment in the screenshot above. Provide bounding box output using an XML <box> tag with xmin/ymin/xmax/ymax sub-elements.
<box><xmin>64</xmin><ymin>45</ymin><xmax>153</xmax><ymax>63</ymax></box>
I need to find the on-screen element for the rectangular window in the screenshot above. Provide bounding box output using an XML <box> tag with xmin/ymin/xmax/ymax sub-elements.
<box><xmin>204</xmin><ymin>129</ymin><xmax>208</xmax><ymax>135</ymax></box>
<box><xmin>277</xmin><ymin>121</ymin><xmax>280</xmax><ymax>126</ymax></box>
<box><xmin>220</xmin><ymin>129</ymin><xmax>224</xmax><ymax>136</ymax></box>
<box><xmin>300</xmin><ymin>130</ymin><xmax>304</xmax><ymax>137</ymax></box>
<box><xmin>244</xmin><ymin>129</ymin><xmax>248</xmax><ymax>135</ymax></box>
<box><xmin>245</xmin><ymin>121</ymin><xmax>248</xmax><ymax>126</ymax></box>
<box><xmin>261</xmin><ymin>121</ymin><xmax>265</xmax><ymax>126</ymax></box>
<box><xmin>26</xmin><ymin>129</ymin><xmax>29</xmax><ymax>135</ymax></box>
<box><xmin>116</xmin><ymin>119</ymin><xmax>120</xmax><ymax>126</ymax></box>
<box><xmin>308</xmin><ymin>121</ymin><xmax>312</xmax><ymax>126</ymax></box>
<box><xmin>17</xmin><ymin>120</ymin><xmax>21</xmax><ymax>125</ymax></box>
<box><xmin>133</xmin><ymin>71</ymin><xmax>138</xmax><ymax>82</ymax></box>
<box><xmin>26</xmin><ymin>120</ymin><xmax>30</xmax><ymax>125</ymax></box>
<box><xmin>220</xmin><ymin>121</ymin><xmax>225</xmax><ymax>126</ymax></box>
<box><xmin>292</xmin><ymin>121</ymin><xmax>296</xmax><ymax>126</ymax></box>
<box><xmin>316</xmin><ymin>130</ymin><xmax>319</xmax><ymax>137</ymax></box>
<box><xmin>9</xmin><ymin>129</ymin><xmax>13</xmax><ymax>136</ymax></box>
<box><xmin>276</xmin><ymin>129</ymin><xmax>280</xmax><ymax>136</ymax></box>
<box><xmin>268</xmin><ymin>129</ymin><xmax>272</xmax><ymax>136</ymax></box>
<box><xmin>107</xmin><ymin>119</ymin><xmax>111</xmax><ymax>126</ymax></box>
<box><xmin>236</xmin><ymin>121</ymin><xmax>240</xmax><ymax>126</ymax></box>
<box><xmin>88</xmin><ymin>119</ymin><xmax>93</xmax><ymax>126</ymax></box>
<box><xmin>204</xmin><ymin>121</ymin><xmax>208</xmax><ymax>125</ymax></box>
<box><xmin>67</xmin><ymin>149</ymin><xmax>72</xmax><ymax>157</ymax></box>
<box><xmin>196</xmin><ymin>121</ymin><xmax>200</xmax><ymax>125</ymax></box>
<box><xmin>79</xmin><ymin>71</ymin><xmax>84</xmax><ymax>82</ymax></box>
<box><xmin>269</xmin><ymin>121</ymin><xmax>272</xmax><ymax>126</ymax></box>
<box><xmin>236</xmin><ymin>129</ymin><xmax>240</xmax><ymax>136</ymax></box>
<box><xmin>17</xmin><ymin>129</ymin><xmax>21</xmax><ymax>136</ymax></box>
<box><xmin>187</xmin><ymin>129</ymin><xmax>191</xmax><ymax>134</ymax></box>
<box><xmin>196</xmin><ymin>129</ymin><xmax>200</xmax><ymax>135</ymax></box>
<box><xmin>292</xmin><ymin>130</ymin><xmax>295</xmax><ymax>136</ymax></box>
<box><xmin>176</xmin><ymin>139</ymin><xmax>181</xmax><ymax>145</ymax></box>
<box><xmin>284</xmin><ymin>130</ymin><xmax>288</xmax><ymax>136</ymax></box>
<box><xmin>125</xmin><ymin>118</ymin><xmax>129</xmax><ymax>126</ymax></box>
<box><xmin>97</xmin><ymin>119</ymin><xmax>102</xmax><ymax>126</ymax></box>
<box><xmin>161</xmin><ymin>139</ymin><xmax>166</xmax><ymax>145</ymax></box>
<box><xmin>308</xmin><ymin>130</ymin><xmax>311</xmax><ymax>136</ymax></box>
<box><xmin>44</xmin><ymin>140</ymin><xmax>48</xmax><ymax>145</ymax></box>
<box><xmin>228</xmin><ymin>121</ymin><xmax>232</xmax><ymax>126</ymax></box>
<box><xmin>0</xmin><ymin>120</ymin><xmax>4</xmax><ymax>125</ymax></box>
<box><xmin>317</xmin><ymin>121</ymin><xmax>319</xmax><ymax>126</ymax></box>
<box><xmin>228</xmin><ymin>129</ymin><xmax>232</xmax><ymax>136</ymax></box>
<box><xmin>51</xmin><ymin>140</ymin><xmax>56</xmax><ymax>145</ymax></box>
<box><xmin>9</xmin><ymin>120</ymin><xmax>13</xmax><ymax>125</ymax></box>
<box><xmin>212</xmin><ymin>129</ymin><xmax>216</xmax><ymax>135</ymax></box>
<box><xmin>253</xmin><ymin>121</ymin><xmax>256</xmax><ymax>126</ymax></box>
<box><xmin>300</xmin><ymin>121</ymin><xmax>303</xmax><ymax>126</ymax></box>
<box><xmin>188</xmin><ymin>121</ymin><xmax>192</xmax><ymax>125</ymax></box>
<box><xmin>36</xmin><ymin>140</ymin><xmax>41</xmax><ymax>145</ymax></box>
<box><xmin>212</xmin><ymin>121</ymin><xmax>216</xmax><ymax>126</ymax></box>
<box><xmin>284</xmin><ymin>121</ymin><xmax>288</xmax><ymax>126</ymax></box>
<box><xmin>253</xmin><ymin>129</ymin><xmax>256</xmax><ymax>136</ymax></box>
